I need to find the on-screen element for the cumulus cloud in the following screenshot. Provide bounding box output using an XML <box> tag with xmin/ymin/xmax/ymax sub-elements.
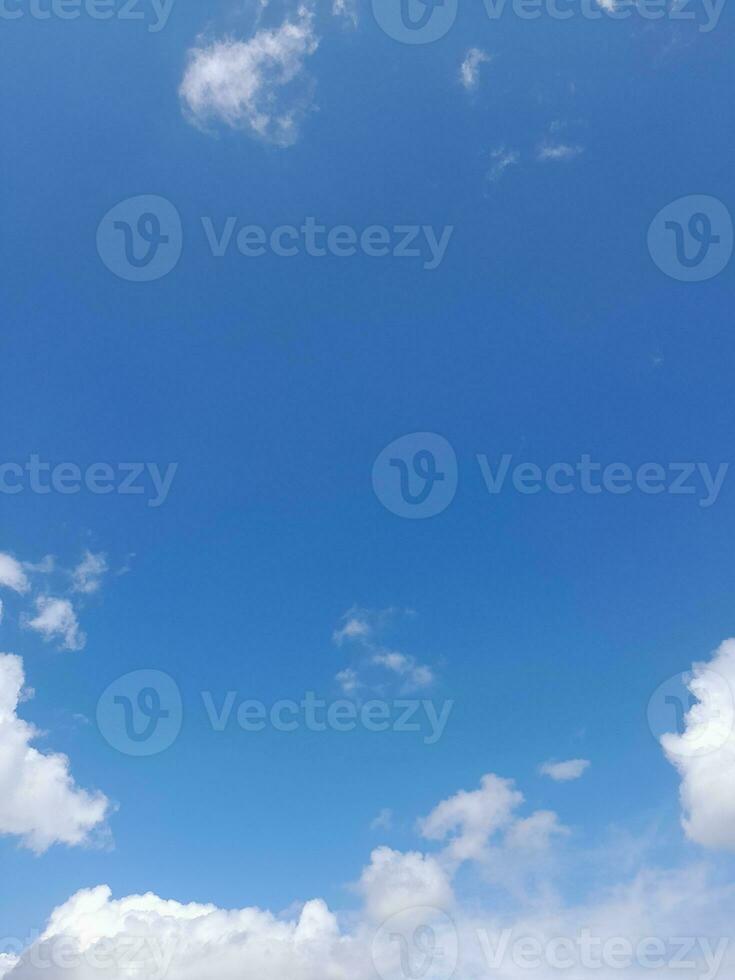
<box><xmin>540</xmin><ymin>758</ymin><xmax>591</xmax><ymax>781</ymax></box>
<box><xmin>0</xmin><ymin>955</ymin><xmax>17</xmax><ymax>980</ymax></box>
<box><xmin>0</xmin><ymin>553</ymin><xmax>30</xmax><ymax>594</ymax></box>
<box><xmin>661</xmin><ymin>639</ymin><xmax>735</xmax><ymax>850</ymax></box>
<box><xmin>459</xmin><ymin>48</ymin><xmax>491</xmax><ymax>91</ymax></box>
<box><xmin>70</xmin><ymin>551</ymin><xmax>108</xmax><ymax>595</ymax></box>
<box><xmin>418</xmin><ymin>773</ymin><xmax>524</xmax><ymax>863</ymax></box>
<box><xmin>179</xmin><ymin>6</ymin><xmax>319</xmax><ymax>147</ymax></box>
<box><xmin>417</xmin><ymin>774</ymin><xmax>572</xmax><ymax>877</ymax></box>
<box><xmin>8</xmin><ymin>786</ymin><xmax>735</xmax><ymax>980</ymax></box>
<box><xmin>357</xmin><ymin>846</ymin><xmax>454</xmax><ymax>922</ymax></box>
<box><xmin>5</xmin><ymin>766</ymin><xmax>735</xmax><ymax>980</ymax></box>
<box><xmin>8</xmin><ymin>865</ymin><xmax>734</xmax><ymax>980</ymax></box>
<box><xmin>23</xmin><ymin>598</ymin><xmax>86</xmax><ymax>652</ymax></box>
<box><xmin>504</xmin><ymin>809</ymin><xmax>570</xmax><ymax>851</ymax></box>
<box><xmin>0</xmin><ymin>654</ymin><xmax>110</xmax><ymax>853</ymax></box>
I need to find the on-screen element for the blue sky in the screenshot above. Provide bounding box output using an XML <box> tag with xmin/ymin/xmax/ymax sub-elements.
<box><xmin>1</xmin><ymin>0</ymin><xmax>735</xmax><ymax>977</ymax></box>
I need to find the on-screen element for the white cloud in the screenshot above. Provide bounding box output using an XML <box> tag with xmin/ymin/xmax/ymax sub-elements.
<box><xmin>0</xmin><ymin>955</ymin><xmax>18</xmax><ymax>980</ymax></box>
<box><xmin>9</xmin><ymin>865</ymin><xmax>733</xmax><ymax>980</ymax></box>
<box><xmin>0</xmin><ymin>553</ymin><xmax>30</xmax><ymax>594</ymax></box>
<box><xmin>7</xmin><ymin>769</ymin><xmax>735</xmax><ymax>980</ymax></box>
<box><xmin>504</xmin><ymin>809</ymin><xmax>570</xmax><ymax>851</ymax></box>
<box><xmin>333</xmin><ymin>613</ymin><xmax>372</xmax><ymax>646</ymax></box>
<box><xmin>333</xmin><ymin>607</ymin><xmax>435</xmax><ymax>692</ymax></box>
<box><xmin>418</xmin><ymin>773</ymin><xmax>524</xmax><ymax>863</ymax></box>
<box><xmin>661</xmin><ymin>639</ymin><xmax>735</xmax><ymax>851</ymax></box>
<box><xmin>537</xmin><ymin>142</ymin><xmax>584</xmax><ymax>162</ymax></box>
<box><xmin>179</xmin><ymin>6</ymin><xmax>319</xmax><ymax>147</ymax></box>
<box><xmin>459</xmin><ymin>48</ymin><xmax>491</xmax><ymax>91</ymax></box>
<box><xmin>23</xmin><ymin>598</ymin><xmax>86</xmax><ymax>652</ymax></box>
<box><xmin>358</xmin><ymin>846</ymin><xmax>454</xmax><ymax>922</ymax></box>
<box><xmin>8</xmin><ymin>818</ymin><xmax>735</xmax><ymax>980</ymax></box>
<box><xmin>70</xmin><ymin>551</ymin><xmax>108</xmax><ymax>595</ymax></box>
<box><xmin>418</xmin><ymin>773</ymin><xmax>571</xmax><ymax>873</ymax></box>
<box><xmin>332</xmin><ymin>0</ymin><xmax>358</xmax><ymax>25</ymax></box>
<box><xmin>540</xmin><ymin>758</ymin><xmax>591</xmax><ymax>782</ymax></box>
<box><xmin>0</xmin><ymin>654</ymin><xmax>110</xmax><ymax>853</ymax></box>
<box><xmin>372</xmin><ymin>651</ymin><xmax>435</xmax><ymax>689</ymax></box>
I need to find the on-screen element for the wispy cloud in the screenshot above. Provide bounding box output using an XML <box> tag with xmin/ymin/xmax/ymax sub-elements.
<box><xmin>371</xmin><ymin>807</ymin><xmax>394</xmax><ymax>831</ymax></box>
<box><xmin>459</xmin><ymin>48</ymin><xmax>491</xmax><ymax>92</ymax></box>
<box><xmin>23</xmin><ymin>597</ymin><xmax>86</xmax><ymax>652</ymax></box>
<box><xmin>486</xmin><ymin>145</ymin><xmax>520</xmax><ymax>184</ymax></box>
<box><xmin>537</xmin><ymin>142</ymin><xmax>584</xmax><ymax>162</ymax></box>
<box><xmin>71</xmin><ymin>551</ymin><xmax>108</xmax><ymax>595</ymax></box>
<box><xmin>332</xmin><ymin>607</ymin><xmax>435</xmax><ymax>693</ymax></box>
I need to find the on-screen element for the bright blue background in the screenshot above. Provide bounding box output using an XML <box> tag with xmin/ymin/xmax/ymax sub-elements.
<box><xmin>1</xmin><ymin>0</ymin><xmax>734</xmax><ymax>940</ymax></box>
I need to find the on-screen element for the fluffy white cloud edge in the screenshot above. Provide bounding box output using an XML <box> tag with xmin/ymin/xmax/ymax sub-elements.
<box><xmin>179</xmin><ymin>6</ymin><xmax>319</xmax><ymax>147</ymax></box>
<box><xmin>0</xmin><ymin>654</ymin><xmax>110</xmax><ymax>853</ymax></box>
<box><xmin>662</xmin><ymin>638</ymin><xmax>735</xmax><ymax>850</ymax></box>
